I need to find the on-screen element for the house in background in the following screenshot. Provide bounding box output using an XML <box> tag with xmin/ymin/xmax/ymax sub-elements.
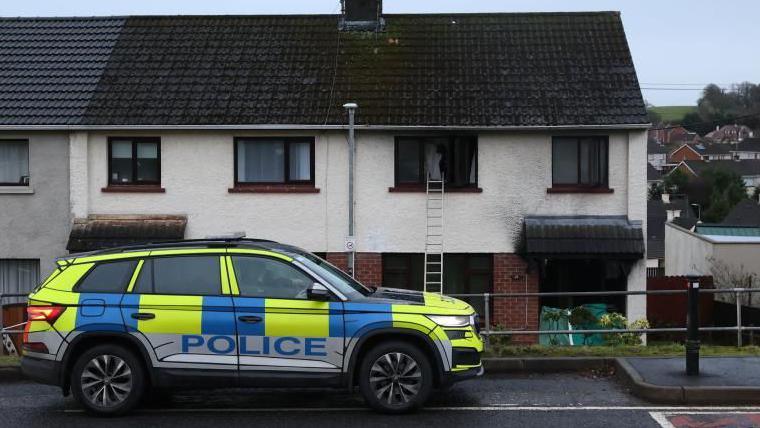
<box><xmin>668</xmin><ymin>142</ymin><xmax>732</xmax><ymax>163</ymax></box>
<box><xmin>731</xmin><ymin>138</ymin><xmax>760</xmax><ymax>160</ymax></box>
<box><xmin>0</xmin><ymin>3</ymin><xmax>649</xmax><ymax>339</ymax></box>
<box><xmin>706</xmin><ymin>124</ymin><xmax>754</xmax><ymax>144</ymax></box>
<box><xmin>676</xmin><ymin>159</ymin><xmax>760</xmax><ymax>196</ymax></box>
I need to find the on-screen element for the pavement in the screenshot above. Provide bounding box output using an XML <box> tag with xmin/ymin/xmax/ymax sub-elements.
<box><xmin>4</xmin><ymin>372</ymin><xmax>759</xmax><ymax>428</ymax></box>
<box><xmin>617</xmin><ymin>357</ymin><xmax>760</xmax><ymax>405</ymax></box>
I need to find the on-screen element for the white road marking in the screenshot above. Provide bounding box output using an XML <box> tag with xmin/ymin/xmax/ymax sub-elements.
<box><xmin>650</xmin><ymin>411</ymin><xmax>760</xmax><ymax>428</ymax></box>
<box><xmin>62</xmin><ymin>406</ymin><xmax>760</xmax><ymax>414</ymax></box>
<box><xmin>649</xmin><ymin>412</ymin><xmax>676</xmax><ymax>428</ymax></box>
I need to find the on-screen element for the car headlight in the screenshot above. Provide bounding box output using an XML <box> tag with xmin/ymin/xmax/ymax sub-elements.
<box><xmin>426</xmin><ymin>315</ymin><xmax>472</xmax><ymax>327</ymax></box>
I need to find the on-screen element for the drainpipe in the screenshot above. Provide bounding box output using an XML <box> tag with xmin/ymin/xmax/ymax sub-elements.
<box><xmin>343</xmin><ymin>103</ymin><xmax>358</xmax><ymax>277</ymax></box>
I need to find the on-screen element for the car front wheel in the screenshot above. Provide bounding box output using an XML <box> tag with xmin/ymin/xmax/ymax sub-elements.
<box><xmin>358</xmin><ymin>341</ymin><xmax>433</xmax><ymax>414</ymax></box>
<box><xmin>70</xmin><ymin>344</ymin><xmax>146</xmax><ymax>416</ymax></box>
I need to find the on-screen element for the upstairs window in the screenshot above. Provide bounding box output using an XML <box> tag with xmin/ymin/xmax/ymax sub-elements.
<box><xmin>235</xmin><ymin>138</ymin><xmax>314</xmax><ymax>185</ymax></box>
<box><xmin>395</xmin><ymin>136</ymin><xmax>477</xmax><ymax>188</ymax></box>
<box><xmin>108</xmin><ymin>138</ymin><xmax>161</xmax><ymax>186</ymax></box>
<box><xmin>0</xmin><ymin>140</ymin><xmax>29</xmax><ymax>186</ymax></box>
<box><xmin>552</xmin><ymin>136</ymin><xmax>609</xmax><ymax>188</ymax></box>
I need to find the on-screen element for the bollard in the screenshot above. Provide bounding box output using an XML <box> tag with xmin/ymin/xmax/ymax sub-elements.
<box><xmin>686</xmin><ymin>277</ymin><xmax>701</xmax><ymax>376</ymax></box>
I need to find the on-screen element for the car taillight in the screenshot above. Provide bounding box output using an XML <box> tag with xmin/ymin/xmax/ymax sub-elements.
<box><xmin>27</xmin><ymin>306</ymin><xmax>66</xmax><ymax>324</ymax></box>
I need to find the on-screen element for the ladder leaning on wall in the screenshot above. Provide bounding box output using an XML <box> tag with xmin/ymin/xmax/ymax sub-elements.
<box><xmin>424</xmin><ymin>175</ymin><xmax>444</xmax><ymax>294</ymax></box>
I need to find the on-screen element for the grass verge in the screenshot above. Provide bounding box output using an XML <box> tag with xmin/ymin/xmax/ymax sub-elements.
<box><xmin>484</xmin><ymin>343</ymin><xmax>760</xmax><ymax>358</ymax></box>
<box><xmin>0</xmin><ymin>355</ymin><xmax>20</xmax><ymax>367</ymax></box>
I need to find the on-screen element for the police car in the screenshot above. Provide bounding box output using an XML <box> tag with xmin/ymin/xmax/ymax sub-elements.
<box><xmin>21</xmin><ymin>239</ymin><xmax>483</xmax><ymax>415</ymax></box>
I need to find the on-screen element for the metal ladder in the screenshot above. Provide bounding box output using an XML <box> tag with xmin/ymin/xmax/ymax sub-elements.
<box><xmin>424</xmin><ymin>176</ymin><xmax>444</xmax><ymax>294</ymax></box>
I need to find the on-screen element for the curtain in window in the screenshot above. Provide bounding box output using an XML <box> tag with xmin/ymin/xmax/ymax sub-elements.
<box><xmin>288</xmin><ymin>142</ymin><xmax>311</xmax><ymax>181</ymax></box>
<box><xmin>0</xmin><ymin>260</ymin><xmax>40</xmax><ymax>304</ymax></box>
<box><xmin>0</xmin><ymin>141</ymin><xmax>29</xmax><ymax>184</ymax></box>
<box><xmin>136</xmin><ymin>142</ymin><xmax>159</xmax><ymax>182</ymax></box>
<box><xmin>238</xmin><ymin>141</ymin><xmax>284</xmax><ymax>182</ymax></box>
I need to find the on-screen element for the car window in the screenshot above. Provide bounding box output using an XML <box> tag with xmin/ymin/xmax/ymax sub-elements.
<box><xmin>76</xmin><ymin>260</ymin><xmax>137</xmax><ymax>293</ymax></box>
<box><xmin>133</xmin><ymin>256</ymin><xmax>222</xmax><ymax>295</ymax></box>
<box><xmin>231</xmin><ymin>256</ymin><xmax>314</xmax><ymax>299</ymax></box>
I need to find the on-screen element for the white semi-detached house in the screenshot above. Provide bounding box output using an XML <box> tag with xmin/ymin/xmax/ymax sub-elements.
<box><xmin>0</xmin><ymin>1</ymin><xmax>649</xmax><ymax>343</ymax></box>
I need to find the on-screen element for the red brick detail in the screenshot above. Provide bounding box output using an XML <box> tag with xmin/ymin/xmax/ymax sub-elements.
<box><xmin>492</xmin><ymin>254</ymin><xmax>540</xmax><ymax>345</ymax></box>
<box><xmin>325</xmin><ymin>253</ymin><xmax>348</xmax><ymax>273</ymax></box>
<box><xmin>355</xmin><ymin>253</ymin><xmax>382</xmax><ymax>287</ymax></box>
<box><xmin>324</xmin><ymin>252</ymin><xmax>382</xmax><ymax>287</ymax></box>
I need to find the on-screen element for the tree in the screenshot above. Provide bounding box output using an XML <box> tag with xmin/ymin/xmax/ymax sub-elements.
<box><xmin>684</xmin><ymin>82</ymin><xmax>760</xmax><ymax>134</ymax></box>
<box><xmin>663</xmin><ymin>169</ymin><xmax>689</xmax><ymax>194</ymax></box>
<box><xmin>648</xmin><ymin>182</ymin><xmax>664</xmax><ymax>201</ymax></box>
<box><xmin>701</xmin><ymin>168</ymin><xmax>747</xmax><ymax>223</ymax></box>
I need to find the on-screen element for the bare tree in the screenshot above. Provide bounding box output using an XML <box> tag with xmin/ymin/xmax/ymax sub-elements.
<box><xmin>708</xmin><ymin>257</ymin><xmax>758</xmax><ymax>307</ymax></box>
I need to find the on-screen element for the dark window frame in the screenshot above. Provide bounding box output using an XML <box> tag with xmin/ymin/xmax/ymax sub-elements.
<box><xmin>73</xmin><ymin>260</ymin><xmax>138</xmax><ymax>294</ymax></box>
<box><xmin>234</xmin><ymin>137</ymin><xmax>316</xmax><ymax>186</ymax></box>
<box><xmin>0</xmin><ymin>139</ymin><xmax>30</xmax><ymax>186</ymax></box>
<box><xmin>131</xmin><ymin>255</ymin><xmax>225</xmax><ymax>297</ymax></box>
<box><xmin>107</xmin><ymin>137</ymin><xmax>162</xmax><ymax>187</ymax></box>
<box><xmin>551</xmin><ymin>136</ymin><xmax>609</xmax><ymax>189</ymax></box>
<box><xmin>393</xmin><ymin>135</ymin><xmax>479</xmax><ymax>188</ymax></box>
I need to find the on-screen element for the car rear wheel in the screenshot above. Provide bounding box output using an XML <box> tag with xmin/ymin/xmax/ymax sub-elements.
<box><xmin>71</xmin><ymin>344</ymin><xmax>146</xmax><ymax>416</ymax></box>
<box><xmin>358</xmin><ymin>341</ymin><xmax>433</xmax><ymax>414</ymax></box>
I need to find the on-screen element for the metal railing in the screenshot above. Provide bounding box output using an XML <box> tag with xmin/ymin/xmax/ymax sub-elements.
<box><xmin>450</xmin><ymin>287</ymin><xmax>760</xmax><ymax>348</ymax></box>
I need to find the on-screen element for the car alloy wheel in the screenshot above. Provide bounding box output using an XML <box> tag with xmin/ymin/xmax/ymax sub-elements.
<box><xmin>369</xmin><ymin>352</ymin><xmax>423</xmax><ymax>405</ymax></box>
<box><xmin>80</xmin><ymin>354</ymin><xmax>133</xmax><ymax>408</ymax></box>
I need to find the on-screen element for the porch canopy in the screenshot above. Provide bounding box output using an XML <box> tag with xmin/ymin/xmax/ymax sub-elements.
<box><xmin>524</xmin><ymin>216</ymin><xmax>644</xmax><ymax>259</ymax></box>
<box><xmin>67</xmin><ymin>215</ymin><xmax>187</xmax><ymax>252</ymax></box>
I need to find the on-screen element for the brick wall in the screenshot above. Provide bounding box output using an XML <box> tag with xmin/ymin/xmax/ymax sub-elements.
<box><xmin>325</xmin><ymin>252</ymin><xmax>382</xmax><ymax>287</ymax></box>
<box><xmin>492</xmin><ymin>253</ymin><xmax>540</xmax><ymax>344</ymax></box>
<box><xmin>325</xmin><ymin>252</ymin><xmax>540</xmax><ymax>344</ymax></box>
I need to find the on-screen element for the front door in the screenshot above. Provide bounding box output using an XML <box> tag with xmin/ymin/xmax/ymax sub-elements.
<box><xmin>121</xmin><ymin>253</ymin><xmax>237</xmax><ymax>369</ymax></box>
<box><xmin>227</xmin><ymin>254</ymin><xmax>344</xmax><ymax>375</ymax></box>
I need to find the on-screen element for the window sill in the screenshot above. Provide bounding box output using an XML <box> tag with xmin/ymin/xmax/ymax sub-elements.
<box><xmin>0</xmin><ymin>186</ymin><xmax>34</xmax><ymax>194</ymax></box>
<box><xmin>547</xmin><ymin>186</ymin><xmax>614</xmax><ymax>194</ymax></box>
<box><xmin>388</xmin><ymin>186</ymin><xmax>483</xmax><ymax>193</ymax></box>
<box><xmin>229</xmin><ymin>185</ymin><xmax>320</xmax><ymax>194</ymax></box>
<box><xmin>102</xmin><ymin>185</ymin><xmax>166</xmax><ymax>193</ymax></box>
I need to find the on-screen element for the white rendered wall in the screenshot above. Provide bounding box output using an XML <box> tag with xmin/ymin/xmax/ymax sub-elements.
<box><xmin>80</xmin><ymin>130</ymin><xmax>644</xmax><ymax>253</ymax></box>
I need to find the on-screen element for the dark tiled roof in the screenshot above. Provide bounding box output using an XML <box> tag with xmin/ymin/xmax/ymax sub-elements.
<box><xmin>722</xmin><ymin>199</ymin><xmax>760</xmax><ymax>227</ymax></box>
<box><xmin>647</xmin><ymin>163</ymin><xmax>662</xmax><ymax>181</ymax></box>
<box><xmin>524</xmin><ymin>216</ymin><xmax>644</xmax><ymax>258</ymax></box>
<box><xmin>0</xmin><ymin>13</ymin><xmax>647</xmax><ymax>127</ymax></box>
<box><xmin>0</xmin><ymin>17</ymin><xmax>124</xmax><ymax>125</ymax></box>
<box><xmin>695</xmin><ymin>143</ymin><xmax>731</xmax><ymax>155</ymax></box>
<box><xmin>67</xmin><ymin>215</ymin><xmax>187</xmax><ymax>252</ymax></box>
<box><xmin>734</xmin><ymin>138</ymin><xmax>760</xmax><ymax>153</ymax></box>
<box><xmin>682</xmin><ymin>159</ymin><xmax>760</xmax><ymax>177</ymax></box>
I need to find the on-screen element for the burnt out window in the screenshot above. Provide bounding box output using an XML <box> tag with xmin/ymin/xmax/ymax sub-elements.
<box><xmin>394</xmin><ymin>136</ymin><xmax>477</xmax><ymax>188</ymax></box>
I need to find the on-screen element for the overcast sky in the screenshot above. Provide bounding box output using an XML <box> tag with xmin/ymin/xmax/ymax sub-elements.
<box><xmin>2</xmin><ymin>0</ymin><xmax>758</xmax><ymax>106</ymax></box>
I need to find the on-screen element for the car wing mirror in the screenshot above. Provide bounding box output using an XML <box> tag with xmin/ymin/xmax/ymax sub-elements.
<box><xmin>307</xmin><ymin>283</ymin><xmax>332</xmax><ymax>302</ymax></box>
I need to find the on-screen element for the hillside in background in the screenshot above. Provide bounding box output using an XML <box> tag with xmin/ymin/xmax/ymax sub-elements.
<box><xmin>650</xmin><ymin>105</ymin><xmax>697</xmax><ymax>123</ymax></box>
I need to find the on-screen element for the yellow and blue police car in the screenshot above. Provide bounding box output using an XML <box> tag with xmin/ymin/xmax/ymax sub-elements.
<box><xmin>21</xmin><ymin>239</ymin><xmax>483</xmax><ymax>415</ymax></box>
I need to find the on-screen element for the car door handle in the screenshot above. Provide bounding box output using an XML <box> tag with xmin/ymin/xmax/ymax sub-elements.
<box><xmin>238</xmin><ymin>315</ymin><xmax>263</xmax><ymax>324</ymax></box>
<box><xmin>131</xmin><ymin>312</ymin><xmax>156</xmax><ymax>321</ymax></box>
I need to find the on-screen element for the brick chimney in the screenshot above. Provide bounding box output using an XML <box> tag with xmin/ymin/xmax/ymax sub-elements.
<box><xmin>340</xmin><ymin>0</ymin><xmax>384</xmax><ymax>31</ymax></box>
